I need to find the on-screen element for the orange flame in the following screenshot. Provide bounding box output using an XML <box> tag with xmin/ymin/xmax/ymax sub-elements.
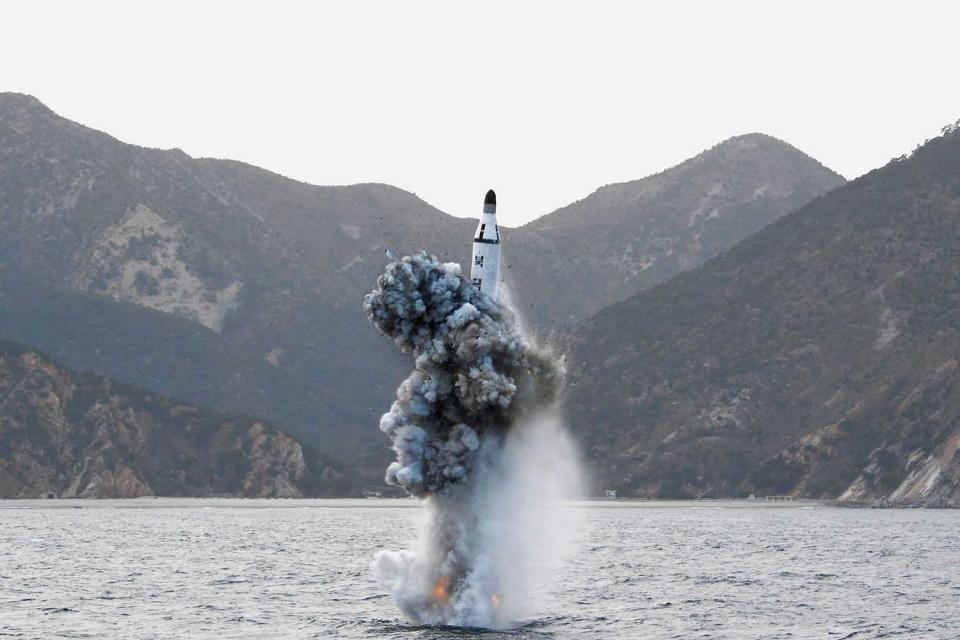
<box><xmin>432</xmin><ymin>575</ymin><xmax>451</xmax><ymax>603</ymax></box>
<box><xmin>490</xmin><ymin>593</ymin><xmax>502</xmax><ymax>609</ymax></box>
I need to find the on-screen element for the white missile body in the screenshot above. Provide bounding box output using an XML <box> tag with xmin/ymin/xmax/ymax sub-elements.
<box><xmin>470</xmin><ymin>189</ymin><xmax>501</xmax><ymax>300</ymax></box>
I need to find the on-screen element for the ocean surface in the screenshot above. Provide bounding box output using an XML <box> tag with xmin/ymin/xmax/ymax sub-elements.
<box><xmin>1</xmin><ymin>499</ymin><xmax>958</xmax><ymax>639</ymax></box>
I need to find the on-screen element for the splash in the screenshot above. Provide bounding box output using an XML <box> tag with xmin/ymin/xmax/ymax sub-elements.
<box><xmin>364</xmin><ymin>252</ymin><xmax>582</xmax><ymax>628</ymax></box>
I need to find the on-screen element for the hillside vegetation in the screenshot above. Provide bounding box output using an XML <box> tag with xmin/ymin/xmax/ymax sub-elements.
<box><xmin>567</xmin><ymin>124</ymin><xmax>960</xmax><ymax>507</ymax></box>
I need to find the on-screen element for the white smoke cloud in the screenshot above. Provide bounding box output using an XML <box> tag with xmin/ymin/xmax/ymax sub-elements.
<box><xmin>365</xmin><ymin>252</ymin><xmax>584</xmax><ymax>629</ymax></box>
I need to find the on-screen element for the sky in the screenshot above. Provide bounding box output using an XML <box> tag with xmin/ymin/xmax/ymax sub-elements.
<box><xmin>3</xmin><ymin>0</ymin><xmax>960</xmax><ymax>227</ymax></box>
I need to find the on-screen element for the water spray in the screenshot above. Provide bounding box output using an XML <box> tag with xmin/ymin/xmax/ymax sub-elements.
<box><xmin>364</xmin><ymin>196</ymin><xmax>583</xmax><ymax>628</ymax></box>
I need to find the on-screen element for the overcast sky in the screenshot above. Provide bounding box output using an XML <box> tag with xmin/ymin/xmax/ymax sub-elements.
<box><xmin>4</xmin><ymin>1</ymin><xmax>959</xmax><ymax>226</ymax></box>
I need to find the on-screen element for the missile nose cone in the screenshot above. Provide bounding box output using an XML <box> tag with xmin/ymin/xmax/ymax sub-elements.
<box><xmin>484</xmin><ymin>190</ymin><xmax>496</xmax><ymax>207</ymax></box>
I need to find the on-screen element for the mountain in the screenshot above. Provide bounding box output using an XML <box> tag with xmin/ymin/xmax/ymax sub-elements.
<box><xmin>566</xmin><ymin>122</ymin><xmax>960</xmax><ymax>507</ymax></box>
<box><xmin>506</xmin><ymin>134</ymin><xmax>845</xmax><ymax>328</ymax></box>
<box><xmin>0</xmin><ymin>339</ymin><xmax>347</xmax><ymax>499</ymax></box>
<box><xmin>0</xmin><ymin>93</ymin><xmax>842</xmax><ymax>485</ymax></box>
<box><xmin>0</xmin><ymin>92</ymin><xmax>472</xmax><ymax>459</ymax></box>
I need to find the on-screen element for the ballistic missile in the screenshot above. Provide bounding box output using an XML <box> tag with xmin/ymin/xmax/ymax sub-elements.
<box><xmin>470</xmin><ymin>189</ymin><xmax>501</xmax><ymax>300</ymax></box>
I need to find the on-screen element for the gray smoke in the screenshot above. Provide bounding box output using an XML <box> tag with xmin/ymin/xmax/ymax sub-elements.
<box><xmin>364</xmin><ymin>251</ymin><xmax>579</xmax><ymax>628</ymax></box>
<box><xmin>363</xmin><ymin>251</ymin><xmax>560</xmax><ymax>497</ymax></box>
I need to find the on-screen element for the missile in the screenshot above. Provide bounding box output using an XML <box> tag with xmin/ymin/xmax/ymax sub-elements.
<box><xmin>470</xmin><ymin>189</ymin><xmax>501</xmax><ymax>300</ymax></box>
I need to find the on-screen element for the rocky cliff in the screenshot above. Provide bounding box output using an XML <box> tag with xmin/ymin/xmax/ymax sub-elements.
<box><xmin>0</xmin><ymin>340</ymin><xmax>344</xmax><ymax>498</ymax></box>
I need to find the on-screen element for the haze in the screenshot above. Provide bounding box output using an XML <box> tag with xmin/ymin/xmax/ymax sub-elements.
<box><xmin>3</xmin><ymin>0</ymin><xmax>959</xmax><ymax>226</ymax></box>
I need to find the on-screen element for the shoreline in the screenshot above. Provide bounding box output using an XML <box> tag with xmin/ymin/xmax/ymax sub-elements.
<box><xmin>0</xmin><ymin>496</ymin><xmax>954</xmax><ymax>509</ymax></box>
<box><xmin>0</xmin><ymin>496</ymin><xmax>846</xmax><ymax>510</ymax></box>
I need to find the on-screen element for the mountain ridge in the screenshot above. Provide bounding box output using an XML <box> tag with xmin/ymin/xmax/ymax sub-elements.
<box><xmin>507</xmin><ymin>131</ymin><xmax>844</xmax><ymax>327</ymax></box>
<box><xmin>0</xmin><ymin>93</ymin><xmax>844</xmax><ymax>489</ymax></box>
<box><xmin>566</xmin><ymin>120</ymin><xmax>960</xmax><ymax>507</ymax></box>
<box><xmin>527</xmin><ymin>132</ymin><xmax>842</xmax><ymax>229</ymax></box>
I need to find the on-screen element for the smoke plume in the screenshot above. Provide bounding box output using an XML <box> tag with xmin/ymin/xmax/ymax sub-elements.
<box><xmin>364</xmin><ymin>251</ymin><xmax>582</xmax><ymax>628</ymax></box>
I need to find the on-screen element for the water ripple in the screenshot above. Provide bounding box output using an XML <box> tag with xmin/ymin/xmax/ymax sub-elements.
<box><xmin>1</xmin><ymin>499</ymin><xmax>958</xmax><ymax>639</ymax></box>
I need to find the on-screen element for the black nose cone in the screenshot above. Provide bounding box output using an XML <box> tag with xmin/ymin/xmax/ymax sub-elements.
<box><xmin>484</xmin><ymin>189</ymin><xmax>496</xmax><ymax>207</ymax></box>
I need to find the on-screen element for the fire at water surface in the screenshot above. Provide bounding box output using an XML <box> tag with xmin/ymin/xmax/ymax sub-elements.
<box><xmin>363</xmin><ymin>252</ymin><xmax>583</xmax><ymax>628</ymax></box>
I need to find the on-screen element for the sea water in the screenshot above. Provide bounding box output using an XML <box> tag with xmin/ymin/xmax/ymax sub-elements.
<box><xmin>1</xmin><ymin>499</ymin><xmax>957</xmax><ymax>639</ymax></box>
